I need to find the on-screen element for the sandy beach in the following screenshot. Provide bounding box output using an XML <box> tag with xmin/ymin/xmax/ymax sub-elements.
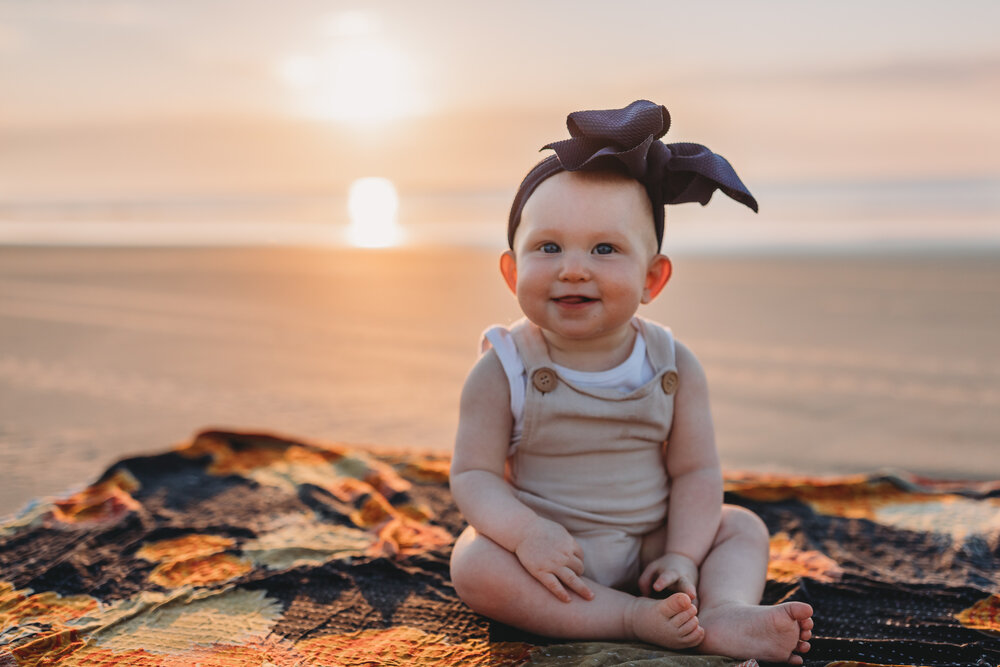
<box><xmin>1</xmin><ymin>245</ymin><xmax>999</xmax><ymax>516</ymax></box>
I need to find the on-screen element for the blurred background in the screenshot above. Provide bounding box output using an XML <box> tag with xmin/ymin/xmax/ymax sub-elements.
<box><xmin>2</xmin><ymin>0</ymin><xmax>999</xmax><ymax>248</ymax></box>
<box><xmin>1</xmin><ymin>1</ymin><xmax>999</xmax><ymax>515</ymax></box>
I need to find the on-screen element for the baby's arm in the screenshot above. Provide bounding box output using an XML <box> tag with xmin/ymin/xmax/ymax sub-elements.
<box><xmin>450</xmin><ymin>350</ymin><xmax>594</xmax><ymax>603</ymax></box>
<box><xmin>639</xmin><ymin>341</ymin><xmax>724</xmax><ymax>599</ymax></box>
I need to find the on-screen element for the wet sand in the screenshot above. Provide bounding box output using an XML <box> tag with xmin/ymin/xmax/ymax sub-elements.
<box><xmin>1</xmin><ymin>245</ymin><xmax>998</xmax><ymax>516</ymax></box>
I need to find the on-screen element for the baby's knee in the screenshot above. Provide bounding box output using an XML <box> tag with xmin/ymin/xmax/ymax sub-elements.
<box><xmin>450</xmin><ymin>529</ymin><xmax>485</xmax><ymax>598</ymax></box>
<box><xmin>450</xmin><ymin>528</ymin><xmax>512</xmax><ymax>609</ymax></box>
<box><xmin>719</xmin><ymin>505</ymin><xmax>769</xmax><ymax>547</ymax></box>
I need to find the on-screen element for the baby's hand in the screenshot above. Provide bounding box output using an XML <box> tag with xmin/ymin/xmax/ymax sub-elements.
<box><xmin>638</xmin><ymin>552</ymin><xmax>700</xmax><ymax>600</ymax></box>
<box><xmin>514</xmin><ymin>517</ymin><xmax>594</xmax><ymax>603</ymax></box>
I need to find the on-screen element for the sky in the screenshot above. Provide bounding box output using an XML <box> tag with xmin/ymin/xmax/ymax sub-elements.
<box><xmin>0</xmin><ymin>0</ymin><xmax>998</xmax><ymax>237</ymax></box>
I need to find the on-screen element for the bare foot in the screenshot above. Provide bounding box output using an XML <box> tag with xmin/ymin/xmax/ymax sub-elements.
<box><xmin>626</xmin><ymin>592</ymin><xmax>705</xmax><ymax>649</ymax></box>
<box><xmin>698</xmin><ymin>601</ymin><xmax>813</xmax><ymax>665</ymax></box>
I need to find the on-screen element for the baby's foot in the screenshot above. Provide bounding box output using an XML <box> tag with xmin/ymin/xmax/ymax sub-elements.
<box><xmin>698</xmin><ymin>601</ymin><xmax>813</xmax><ymax>665</ymax></box>
<box><xmin>626</xmin><ymin>592</ymin><xmax>704</xmax><ymax>649</ymax></box>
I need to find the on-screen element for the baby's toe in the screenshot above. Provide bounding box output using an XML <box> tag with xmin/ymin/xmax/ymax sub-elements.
<box><xmin>788</xmin><ymin>602</ymin><xmax>813</xmax><ymax>621</ymax></box>
<box><xmin>678</xmin><ymin>616</ymin><xmax>700</xmax><ymax>635</ymax></box>
<box><xmin>661</xmin><ymin>592</ymin><xmax>693</xmax><ymax>616</ymax></box>
<box><xmin>679</xmin><ymin>624</ymin><xmax>705</xmax><ymax>647</ymax></box>
<box><xmin>670</xmin><ymin>606</ymin><xmax>697</xmax><ymax>627</ymax></box>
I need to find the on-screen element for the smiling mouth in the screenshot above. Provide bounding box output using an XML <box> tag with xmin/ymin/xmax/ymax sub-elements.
<box><xmin>553</xmin><ymin>296</ymin><xmax>597</xmax><ymax>305</ymax></box>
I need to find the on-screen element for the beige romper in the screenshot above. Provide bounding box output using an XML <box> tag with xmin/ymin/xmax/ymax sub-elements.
<box><xmin>505</xmin><ymin>318</ymin><xmax>679</xmax><ymax>590</ymax></box>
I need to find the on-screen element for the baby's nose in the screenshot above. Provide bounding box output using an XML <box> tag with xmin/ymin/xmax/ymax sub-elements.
<box><xmin>558</xmin><ymin>253</ymin><xmax>591</xmax><ymax>280</ymax></box>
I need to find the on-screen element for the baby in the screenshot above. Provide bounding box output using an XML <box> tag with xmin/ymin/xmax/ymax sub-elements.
<box><xmin>449</xmin><ymin>101</ymin><xmax>813</xmax><ymax>664</ymax></box>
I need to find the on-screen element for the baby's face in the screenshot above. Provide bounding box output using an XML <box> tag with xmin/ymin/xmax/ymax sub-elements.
<box><xmin>502</xmin><ymin>171</ymin><xmax>669</xmax><ymax>344</ymax></box>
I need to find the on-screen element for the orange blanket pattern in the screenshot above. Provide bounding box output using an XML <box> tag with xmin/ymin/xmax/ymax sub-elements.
<box><xmin>1</xmin><ymin>429</ymin><xmax>998</xmax><ymax>666</ymax></box>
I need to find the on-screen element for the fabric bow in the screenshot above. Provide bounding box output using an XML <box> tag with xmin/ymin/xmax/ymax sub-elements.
<box><xmin>507</xmin><ymin>100</ymin><xmax>759</xmax><ymax>251</ymax></box>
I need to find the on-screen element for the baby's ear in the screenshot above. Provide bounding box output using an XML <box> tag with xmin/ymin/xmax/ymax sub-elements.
<box><xmin>642</xmin><ymin>254</ymin><xmax>672</xmax><ymax>303</ymax></box>
<box><xmin>499</xmin><ymin>250</ymin><xmax>518</xmax><ymax>295</ymax></box>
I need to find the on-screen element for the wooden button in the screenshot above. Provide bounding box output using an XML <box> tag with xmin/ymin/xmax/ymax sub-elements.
<box><xmin>531</xmin><ymin>368</ymin><xmax>557</xmax><ymax>393</ymax></box>
<box><xmin>661</xmin><ymin>370</ymin><xmax>679</xmax><ymax>395</ymax></box>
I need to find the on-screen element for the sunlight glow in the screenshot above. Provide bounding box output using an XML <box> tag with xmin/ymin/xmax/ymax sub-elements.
<box><xmin>347</xmin><ymin>178</ymin><xmax>404</xmax><ymax>248</ymax></box>
<box><xmin>277</xmin><ymin>11</ymin><xmax>425</xmax><ymax>124</ymax></box>
<box><xmin>321</xmin><ymin>10</ymin><xmax>377</xmax><ymax>38</ymax></box>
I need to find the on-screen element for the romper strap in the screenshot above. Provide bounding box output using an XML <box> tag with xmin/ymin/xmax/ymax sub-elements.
<box><xmin>636</xmin><ymin>318</ymin><xmax>679</xmax><ymax>395</ymax></box>
<box><xmin>636</xmin><ymin>317</ymin><xmax>677</xmax><ymax>371</ymax></box>
<box><xmin>509</xmin><ymin>319</ymin><xmax>553</xmax><ymax>371</ymax></box>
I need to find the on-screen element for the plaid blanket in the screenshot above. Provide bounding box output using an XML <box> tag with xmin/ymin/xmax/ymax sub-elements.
<box><xmin>1</xmin><ymin>429</ymin><xmax>998</xmax><ymax>666</ymax></box>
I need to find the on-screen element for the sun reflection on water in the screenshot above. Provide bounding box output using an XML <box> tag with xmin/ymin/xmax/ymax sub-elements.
<box><xmin>347</xmin><ymin>177</ymin><xmax>404</xmax><ymax>248</ymax></box>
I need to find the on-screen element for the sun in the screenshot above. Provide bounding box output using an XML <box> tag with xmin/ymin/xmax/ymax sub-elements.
<box><xmin>276</xmin><ymin>11</ymin><xmax>425</xmax><ymax>125</ymax></box>
<box><xmin>347</xmin><ymin>178</ymin><xmax>404</xmax><ymax>248</ymax></box>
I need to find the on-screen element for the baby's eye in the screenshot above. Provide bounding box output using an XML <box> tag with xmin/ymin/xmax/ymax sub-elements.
<box><xmin>541</xmin><ymin>242</ymin><xmax>561</xmax><ymax>254</ymax></box>
<box><xmin>593</xmin><ymin>243</ymin><xmax>615</xmax><ymax>255</ymax></box>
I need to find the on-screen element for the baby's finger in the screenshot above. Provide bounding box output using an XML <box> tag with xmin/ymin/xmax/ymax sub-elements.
<box><xmin>536</xmin><ymin>572</ymin><xmax>571</xmax><ymax>603</ymax></box>
<box><xmin>677</xmin><ymin>574</ymin><xmax>698</xmax><ymax>599</ymax></box>
<box><xmin>558</xmin><ymin>567</ymin><xmax>594</xmax><ymax>601</ymax></box>
<box><xmin>637</xmin><ymin>564</ymin><xmax>660</xmax><ymax>596</ymax></box>
<box><xmin>654</xmin><ymin>571</ymin><xmax>680</xmax><ymax>592</ymax></box>
<box><xmin>567</xmin><ymin>553</ymin><xmax>585</xmax><ymax>576</ymax></box>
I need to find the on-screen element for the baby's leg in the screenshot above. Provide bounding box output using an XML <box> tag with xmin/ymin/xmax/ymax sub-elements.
<box><xmin>695</xmin><ymin>506</ymin><xmax>813</xmax><ymax>665</ymax></box>
<box><xmin>450</xmin><ymin>526</ymin><xmax>704</xmax><ymax>649</ymax></box>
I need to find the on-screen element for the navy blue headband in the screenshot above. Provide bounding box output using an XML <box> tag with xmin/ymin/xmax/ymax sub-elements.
<box><xmin>507</xmin><ymin>100</ymin><xmax>759</xmax><ymax>251</ymax></box>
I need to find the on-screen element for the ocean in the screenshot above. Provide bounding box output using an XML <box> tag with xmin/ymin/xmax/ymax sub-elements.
<box><xmin>1</xmin><ymin>178</ymin><xmax>998</xmax><ymax>254</ymax></box>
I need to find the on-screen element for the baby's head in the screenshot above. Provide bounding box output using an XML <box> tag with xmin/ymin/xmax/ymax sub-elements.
<box><xmin>500</xmin><ymin>100</ymin><xmax>759</xmax><ymax>340</ymax></box>
<box><xmin>500</xmin><ymin>169</ymin><xmax>674</xmax><ymax>341</ymax></box>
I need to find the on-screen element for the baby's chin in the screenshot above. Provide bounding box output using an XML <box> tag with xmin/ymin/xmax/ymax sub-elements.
<box><xmin>536</xmin><ymin>318</ymin><xmax>638</xmax><ymax>341</ymax></box>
